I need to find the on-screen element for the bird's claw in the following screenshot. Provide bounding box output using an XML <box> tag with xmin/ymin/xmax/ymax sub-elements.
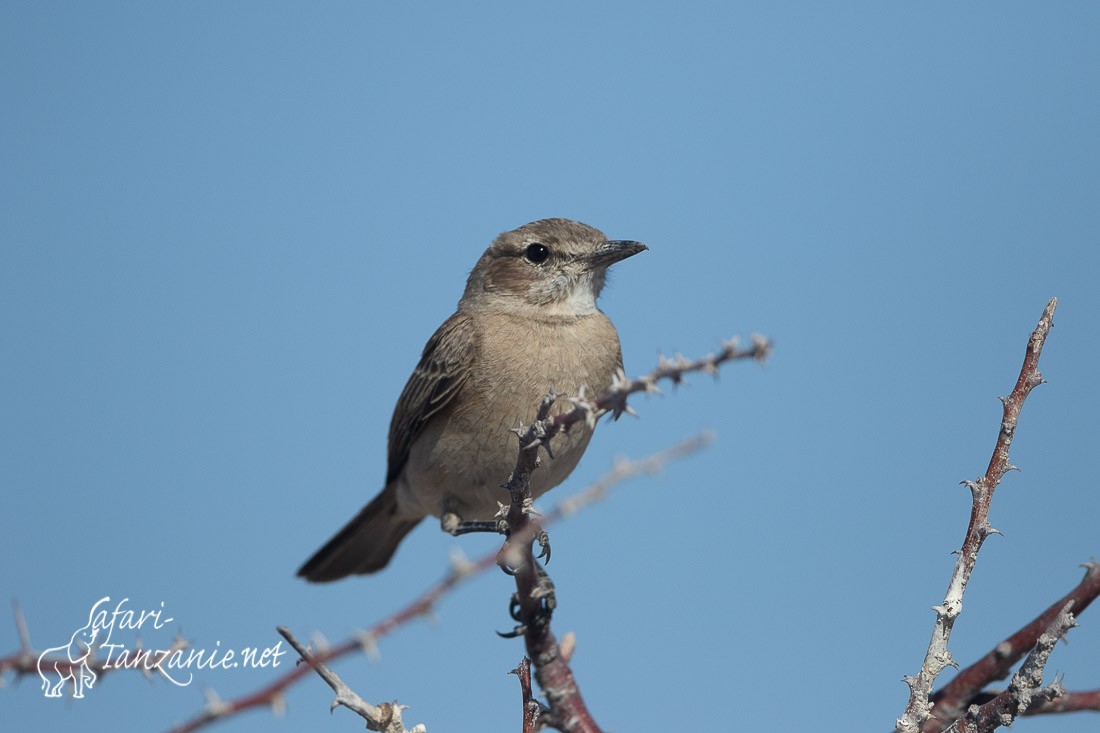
<box><xmin>499</xmin><ymin>570</ymin><xmax>556</xmax><ymax>640</ymax></box>
<box><xmin>533</xmin><ymin>569</ymin><xmax>556</xmax><ymax>616</ymax></box>
<box><xmin>535</xmin><ymin>528</ymin><xmax>551</xmax><ymax>563</ymax></box>
<box><xmin>509</xmin><ymin>593</ymin><xmax>523</xmax><ymax>622</ymax></box>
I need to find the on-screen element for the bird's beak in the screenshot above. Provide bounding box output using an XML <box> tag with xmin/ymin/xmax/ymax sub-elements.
<box><xmin>586</xmin><ymin>240</ymin><xmax>648</xmax><ymax>269</ymax></box>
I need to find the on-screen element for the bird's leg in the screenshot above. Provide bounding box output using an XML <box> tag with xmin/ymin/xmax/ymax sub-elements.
<box><xmin>440</xmin><ymin>512</ymin><xmax>509</xmax><ymax>536</ymax></box>
<box><xmin>439</xmin><ymin>497</ymin><xmax>551</xmax><ymax>547</ymax></box>
<box><xmin>440</xmin><ymin>496</ymin><xmax>510</xmax><ymax>537</ymax></box>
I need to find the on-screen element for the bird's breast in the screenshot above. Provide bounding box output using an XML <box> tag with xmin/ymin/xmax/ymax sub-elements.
<box><xmin>397</xmin><ymin>312</ymin><xmax>622</xmax><ymax>520</ymax></box>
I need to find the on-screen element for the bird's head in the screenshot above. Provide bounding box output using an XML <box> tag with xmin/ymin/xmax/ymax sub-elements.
<box><xmin>462</xmin><ymin>218</ymin><xmax>647</xmax><ymax>319</ymax></box>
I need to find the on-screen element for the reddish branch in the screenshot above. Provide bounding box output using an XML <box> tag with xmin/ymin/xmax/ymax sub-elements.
<box><xmin>511</xmin><ymin>657</ymin><xmax>540</xmax><ymax>733</ymax></box>
<box><xmin>511</xmin><ymin>539</ymin><xmax>587</xmax><ymax>732</ymax></box>
<box><xmin>897</xmin><ymin>298</ymin><xmax>1058</xmax><ymax>733</ymax></box>
<box><xmin>926</xmin><ymin>560</ymin><xmax>1100</xmax><ymax>730</ymax></box>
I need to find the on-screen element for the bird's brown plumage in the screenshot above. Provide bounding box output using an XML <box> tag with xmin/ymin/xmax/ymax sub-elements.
<box><xmin>298</xmin><ymin>219</ymin><xmax>645</xmax><ymax>581</ymax></box>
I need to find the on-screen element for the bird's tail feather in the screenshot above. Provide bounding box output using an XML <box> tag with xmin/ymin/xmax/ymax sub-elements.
<box><xmin>297</xmin><ymin>485</ymin><xmax>421</xmax><ymax>582</ymax></box>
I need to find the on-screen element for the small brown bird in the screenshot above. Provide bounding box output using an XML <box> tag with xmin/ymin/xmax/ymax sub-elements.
<box><xmin>298</xmin><ymin>218</ymin><xmax>646</xmax><ymax>581</ymax></box>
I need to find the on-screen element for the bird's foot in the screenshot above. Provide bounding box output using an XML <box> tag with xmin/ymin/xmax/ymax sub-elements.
<box><xmin>497</xmin><ymin>565</ymin><xmax>557</xmax><ymax>639</ymax></box>
<box><xmin>496</xmin><ymin>516</ymin><xmax>551</xmax><ymax>572</ymax></box>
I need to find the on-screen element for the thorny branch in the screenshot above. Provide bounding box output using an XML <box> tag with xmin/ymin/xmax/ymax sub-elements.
<box><xmin>896</xmin><ymin>298</ymin><xmax>1058</xmax><ymax>733</ymax></box>
<box><xmin>516</xmin><ymin>336</ymin><xmax>771</xmax><ymax>456</ymax></box>
<box><xmin>159</xmin><ymin>433</ymin><xmax>712</xmax><ymax>733</ymax></box>
<box><xmin>497</xmin><ymin>336</ymin><xmax>769</xmax><ymax>733</ymax></box>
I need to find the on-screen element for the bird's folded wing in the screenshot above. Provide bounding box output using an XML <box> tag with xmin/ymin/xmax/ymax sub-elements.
<box><xmin>385</xmin><ymin>310</ymin><xmax>477</xmax><ymax>484</ymax></box>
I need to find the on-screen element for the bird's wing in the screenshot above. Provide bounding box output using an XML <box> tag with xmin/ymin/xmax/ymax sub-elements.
<box><xmin>386</xmin><ymin>310</ymin><xmax>477</xmax><ymax>484</ymax></box>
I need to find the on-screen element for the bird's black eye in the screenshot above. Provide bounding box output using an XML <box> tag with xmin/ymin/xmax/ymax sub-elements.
<box><xmin>524</xmin><ymin>243</ymin><xmax>550</xmax><ymax>264</ymax></box>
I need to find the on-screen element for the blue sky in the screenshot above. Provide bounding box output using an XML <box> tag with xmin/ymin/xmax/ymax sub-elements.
<box><xmin>2</xmin><ymin>3</ymin><xmax>1098</xmax><ymax>732</ymax></box>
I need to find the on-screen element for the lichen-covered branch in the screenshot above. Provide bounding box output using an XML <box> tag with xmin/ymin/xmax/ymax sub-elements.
<box><xmin>1026</xmin><ymin>687</ymin><xmax>1100</xmax><ymax>715</ymax></box>
<box><xmin>944</xmin><ymin>603</ymin><xmax>1077</xmax><ymax>733</ymax></box>
<box><xmin>926</xmin><ymin>560</ymin><xmax>1100</xmax><ymax>730</ymax></box>
<box><xmin>277</xmin><ymin>626</ymin><xmax>423</xmax><ymax>733</ymax></box>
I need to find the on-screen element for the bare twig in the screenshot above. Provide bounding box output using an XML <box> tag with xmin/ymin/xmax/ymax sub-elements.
<box><xmin>896</xmin><ymin>298</ymin><xmax>1058</xmax><ymax>733</ymax></box>
<box><xmin>944</xmin><ymin>603</ymin><xmax>1077</xmax><ymax>733</ymax></box>
<box><xmin>511</xmin><ymin>657</ymin><xmax>541</xmax><ymax>733</ymax></box>
<box><xmin>927</xmin><ymin>560</ymin><xmax>1100</xmax><ymax>730</ymax></box>
<box><xmin>277</xmin><ymin>626</ymin><xmax>423</xmax><ymax>733</ymax></box>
